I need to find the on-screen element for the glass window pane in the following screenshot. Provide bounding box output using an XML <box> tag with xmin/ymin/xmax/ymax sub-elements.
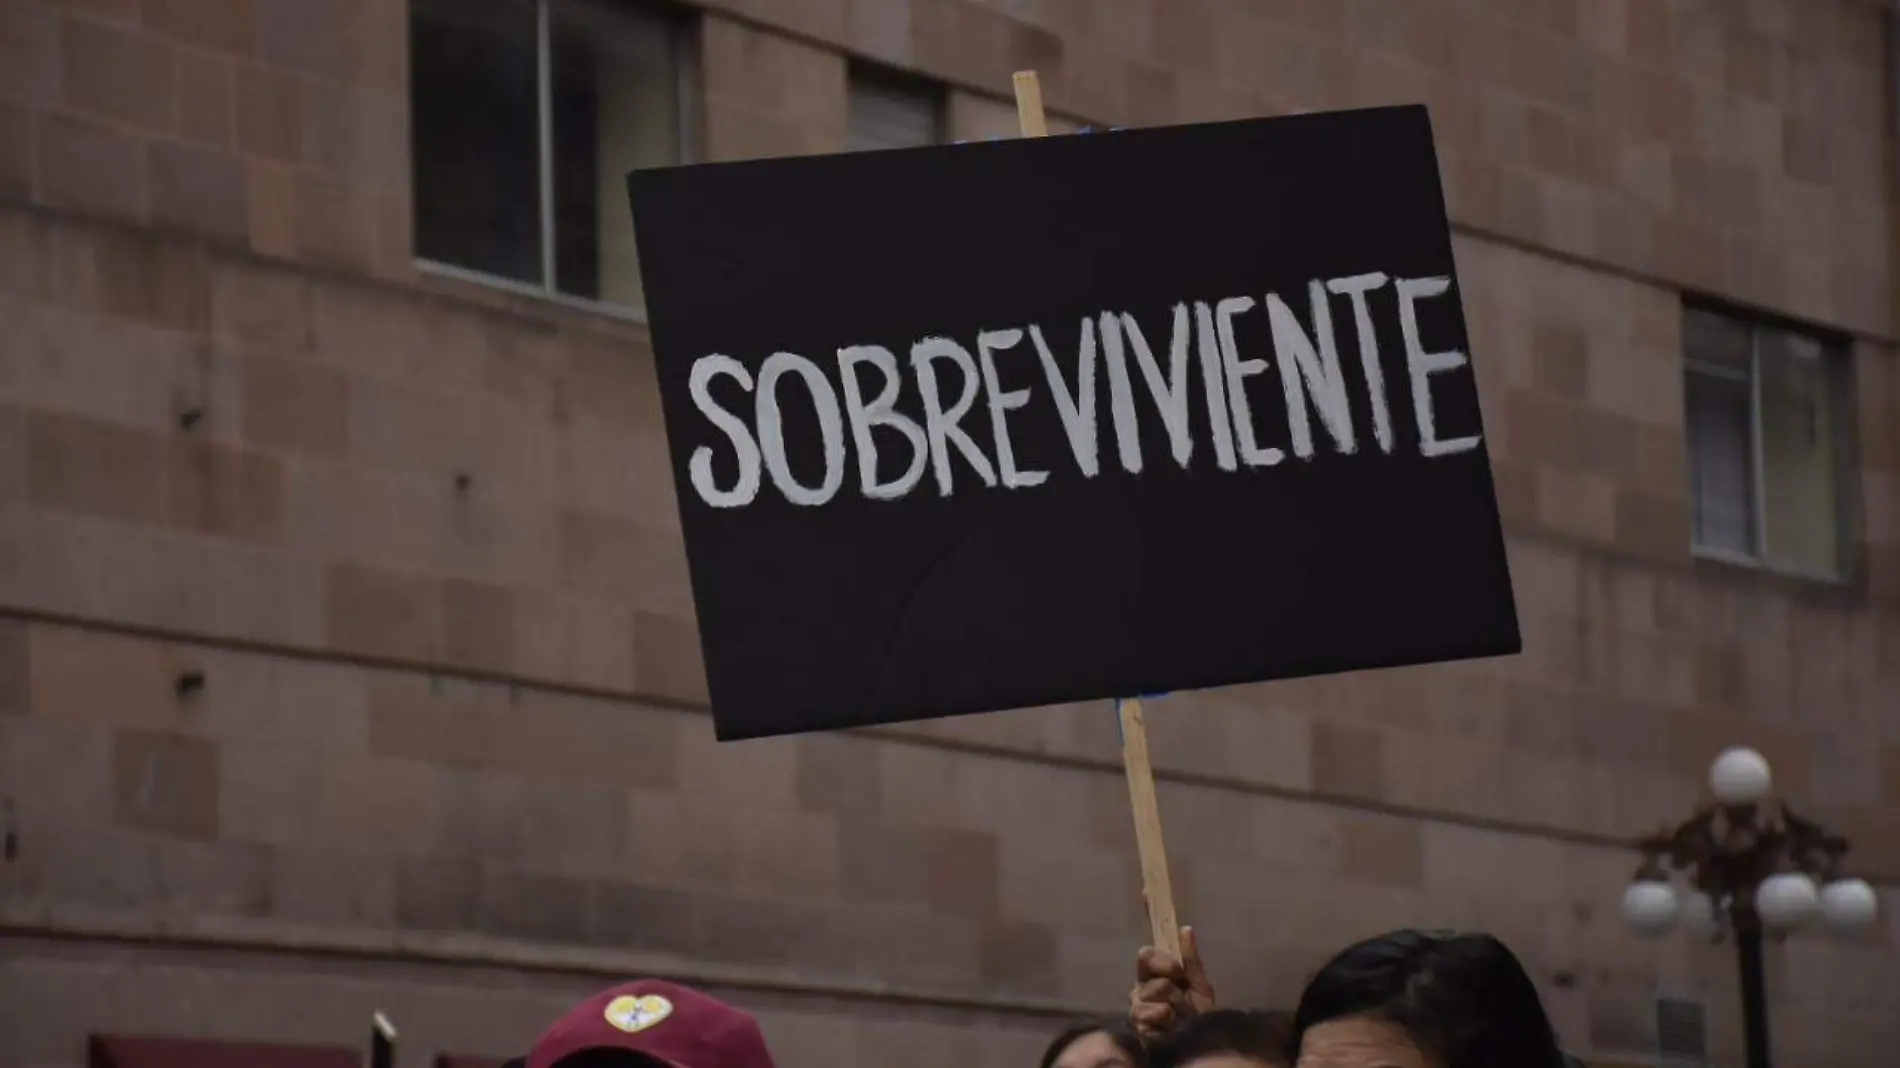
<box><xmin>1683</xmin><ymin>307</ymin><xmax>1751</xmax><ymax>374</ymax></box>
<box><xmin>551</xmin><ymin>0</ymin><xmax>682</xmax><ymax>309</ymax></box>
<box><xmin>411</xmin><ymin>0</ymin><xmax>543</xmax><ymax>285</ymax></box>
<box><xmin>1685</xmin><ymin>368</ymin><xmax>1756</xmax><ymax>556</ymax></box>
<box><xmin>1758</xmin><ymin>330</ymin><xmax>1841</xmax><ymax>576</ymax></box>
<box><xmin>848</xmin><ymin>73</ymin><xmax>942</xmax><ymax>152</ymax></box>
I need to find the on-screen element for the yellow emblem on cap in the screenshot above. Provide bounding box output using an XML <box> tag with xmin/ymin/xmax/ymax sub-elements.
<box><xmin>604</xmin><ymin>994</ymin><xmax>674</xmax><ymax>1034</ymax></box>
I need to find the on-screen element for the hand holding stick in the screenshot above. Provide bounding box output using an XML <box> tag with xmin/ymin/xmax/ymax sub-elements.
<box><xmin>1129</xmin><ymin>924</ymin><xmax>1218</xmax><ymax>1040</ymax></box>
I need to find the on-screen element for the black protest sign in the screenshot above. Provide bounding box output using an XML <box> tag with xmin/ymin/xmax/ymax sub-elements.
<box><xmin>627</xmin><ymin>105</ymin><xmax>1520</xmax><ymax>742</ymax></box>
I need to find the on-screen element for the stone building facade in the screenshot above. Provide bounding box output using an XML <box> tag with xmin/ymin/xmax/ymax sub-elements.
<box><xmin>1</xmin><ymin>0</ymin><xmax>1897</xmax><ymax>1066</ymax></box>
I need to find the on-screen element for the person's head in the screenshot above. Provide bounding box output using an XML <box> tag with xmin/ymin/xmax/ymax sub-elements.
<box><xmin>1149</xmin><ymin>1009</ymin><xmax>1293</xmax><ymax>1068</ymax></box>
<box><xmin>523</xmin><ymin>979</ymin><xmax>776</xmax><ymax>1068</ymax></box>
<box><xmin>1041</xmin><ymin>1017</ymin><xmax>1148</xmax><ymax>1068</ymax></box>
<box><xmin>1291</xmin><ymin>930</ymin><xmax>1565</xmax><ymax>1068</ymax></box>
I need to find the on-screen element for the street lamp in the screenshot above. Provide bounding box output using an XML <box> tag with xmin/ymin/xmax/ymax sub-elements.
<box><xmin>1618</xmin><ymin>747</ymin><xmax>1879</xmax><ymax>1068</ymax></box>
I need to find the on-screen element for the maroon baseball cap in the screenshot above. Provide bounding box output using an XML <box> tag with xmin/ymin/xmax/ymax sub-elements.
<box><xmin>526</xmin><ymin>980</ymin><xmax>776</xmax><ymax>1068</ymax></box>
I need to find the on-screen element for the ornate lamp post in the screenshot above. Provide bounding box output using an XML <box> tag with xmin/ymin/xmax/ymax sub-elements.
<box><xmin>1619</xmin><ymin>748</ymin><xmax>1880</xmax><ymax>1068</ymax></box>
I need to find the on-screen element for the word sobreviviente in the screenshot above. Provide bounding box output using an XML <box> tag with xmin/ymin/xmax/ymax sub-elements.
<box><xmin>685</xmin><ymin>272</ymin><xmax>1477</xmax><ymax>509</ymax></box>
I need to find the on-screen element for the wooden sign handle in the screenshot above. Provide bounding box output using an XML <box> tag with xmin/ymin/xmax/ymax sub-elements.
<box><xmin>1118</xmin><ymin>697</ymin><xmax>1182</xmax><ymax>960</ymax></box>
<box><xmin>1009</xmin><ymin>69</ymin><xmax>1182</xmax><ymax>963</ymax></box>
<box><xmin>1012</xmin><ymin>71</ymin><xmax>1050</xmax><ymax>138</ymax></box>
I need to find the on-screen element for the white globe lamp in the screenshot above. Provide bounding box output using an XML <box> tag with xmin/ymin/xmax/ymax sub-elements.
<box><xmin>1622</xmin><ymin>878</ymin><xmax>1680</xmax><ymax>938</ymax></box>
<box><xmin>1755</xmin><ymin>872</ymin><xmax>1820</xmax><ymax>931</ymax></box>
<box><xmin>1710</xmin><ymin>748</ymin><xmax>1772</xmax><ymax>806</ymax></box>
<box><xmin>1818</xmin><ymin>878</ymin><xmax>1879</xmax><ymax>934</ymax></box>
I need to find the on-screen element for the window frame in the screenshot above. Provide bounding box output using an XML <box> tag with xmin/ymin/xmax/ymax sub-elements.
<box><xmin>1681</xmin><ymin>299</ymin><xmax>1857</xmax><ymax>583</ymax></box>
<box><xmin>844</xmin><ymin>61</ymin><xmax>948</xmax><ymax>152</ymax></box>
<box><xmin>409</xmin><ymin>0</ymin><xmax>700</xmax><ymax>323</ymax></box>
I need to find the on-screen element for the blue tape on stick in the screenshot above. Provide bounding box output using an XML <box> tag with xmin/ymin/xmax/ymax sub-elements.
<box><xmin>1114</xmin><ymin>692</ymin><xmax>1173</xmax><ymax>745</ymax></box>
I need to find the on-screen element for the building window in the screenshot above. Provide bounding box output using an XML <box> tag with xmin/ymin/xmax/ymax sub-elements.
<box><xmin>847</xmin><ymin>65</ymin><xmax>944</xmax><ymax>152</ymax></box>
<box><xmin>1683</xmin><ymin>305</ymin><xmax>1851</xmax><ymax>578</ymax></box>
<box><xmin>410</xmin><ymin>0</ymin><xmax>697</xmax><ymax>312</ymax></box>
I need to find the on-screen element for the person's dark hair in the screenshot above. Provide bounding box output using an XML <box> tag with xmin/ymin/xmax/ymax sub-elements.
<box><xmin>1291</xmin><ymin>930</ymin><xmax>1566</xmax><ymax>1068</ymax></box>
<box><xmin>1148</xmin><ymin>1008</ymin><xmax>1293</xmax><ymax>1067</ymax></box>
<box><xmin>1039</xmin><ymin>1017</ymin><xmax>1148</xmax><ymax>1068</ymax></box>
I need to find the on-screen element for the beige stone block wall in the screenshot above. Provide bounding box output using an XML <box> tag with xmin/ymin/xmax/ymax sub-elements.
<box><xmin>0</xmin><ymin>0</ymin><xmax>1897</xmax><ymax>1065</ymax></box>
<box><xmin>2</xmin><ymin>618</ymin><xmax>1897</xmax><ymax>1066</ymax></box>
